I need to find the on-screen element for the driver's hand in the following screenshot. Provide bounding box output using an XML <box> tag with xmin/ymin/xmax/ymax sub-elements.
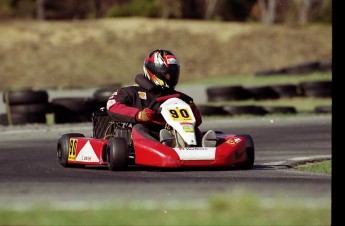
<box><xmin>136</xmin><ymin>108</ymin><xmax>155</xmax><ymax>122</ymax></box>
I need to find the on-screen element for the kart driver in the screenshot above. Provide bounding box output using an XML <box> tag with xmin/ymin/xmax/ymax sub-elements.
<box><xmin>106</xmin><ymin>49</ymin><xmax>216</xmax><ymax>147</ymax></box>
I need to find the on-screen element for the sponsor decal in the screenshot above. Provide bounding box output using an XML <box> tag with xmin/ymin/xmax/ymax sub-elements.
<box><xmin>138</xmin><ymin>91</ymin><xmax>147</xmax><ymax>100</ymax></box>
<box><xmin>81</xmin><ymin>156</ymin><xmax>92</xmax><ymax>161</ymax></box>
<box><xmin>68</xmin><ymin>138</ymin><xmax>78</xmax><ymax>160</ymax></box>
<box><xmin>227</xmin><ymin>139</ymin><xmax>235</xmax><ymax>145</ymax></box>
<box><xmin>226</xmin><ymin>137</ymin><xmax>242</xmax><ymax>145</ymax></box>
<box><xmin>181</xmin><ymin>123</ymin><xmax>194</xmax><ymax>133</ymax></box>
<box><xmin>174</xmin><ymin>147</ymin><xmax>216</xmax><ymax>160</ymax></box>
<box><xmin>234</xmin><ymin>137</ymin><xmax>242</xmax><ymax>143</ymax></box>
<box><xmin>178</xmin><ymin>147</ymin><xmax>208</xmax><ymax>151</ymax></box>
<box><xmin>76</xmin><ymin>141</ymin><xmax>99</xmax><ymax>162</ymax></box>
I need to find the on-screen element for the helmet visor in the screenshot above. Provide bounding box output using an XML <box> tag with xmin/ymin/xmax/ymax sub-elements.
<box><xmin>156</xmin><ymin>64</ymin><xmax>180</xmax><ymax>88</ymax></box>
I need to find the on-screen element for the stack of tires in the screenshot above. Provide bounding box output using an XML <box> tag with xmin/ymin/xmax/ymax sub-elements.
<box><xmin>203</xmin><ymin>80</ymin><xmax>332</xmax><ymax>116</ymax></box>
<box><xmin>204</xmin><ymin>85</ymin><xmax>298</xmax><ymax>116</ymax></box>
<box><xmin>206</xmin><ymin>81</ymin><xmax>332</xmax><ymax>102</ymax></box>
<box><xmin>51</xmin><ymin>97</ymin><xmax>100</xmax><ymax>124</ymax></box>
<box><xmin>0</xmin><ymin>89</ymin><xmax>51</xmax><ymax>125</ymax></box>
<box><xmin>0</xmin><ymin>84</ymin><xmax>122</xmax><ymax>126</ymax></box>
<box><xmin>51</xmin><ymin>84</ymin><xmax>121</xmax><ymax>124</ymax></box>
<box><xmin>92</xmin><ymin>83</ymin><xmax>122</xmax><ymax>107</ymax></box>
<box><xmin>299</xmin><ymin>81</ymin><xmax>332</xmax><ymax>98</ymax></box>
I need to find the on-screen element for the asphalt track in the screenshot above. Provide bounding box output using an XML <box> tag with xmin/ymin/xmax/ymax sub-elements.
<box><xmin>0</xmin><ymin>115</ymin><xmax>331</xmax><ymax>211</ymax></box>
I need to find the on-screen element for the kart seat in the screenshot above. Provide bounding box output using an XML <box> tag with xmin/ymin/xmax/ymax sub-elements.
<box><xmin>202</xmin><ymin>130</ymin><xmax>218</xmax><ymax>147</ymax></box>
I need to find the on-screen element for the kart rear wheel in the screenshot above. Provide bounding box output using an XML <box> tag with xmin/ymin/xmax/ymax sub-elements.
<box><xmin>236</xmin><ymin>134</ymin><xmax>255</xmax><ymax>170</ymax></box>
<box><xmin>107</xmin><ymin>137</ymin><xmax>128</xmax><ymax>171</ymax></box>
<box><xmin>57</xmin><ymin>133</ymin><xmax>85</xmax><ymax>167</ymax></box>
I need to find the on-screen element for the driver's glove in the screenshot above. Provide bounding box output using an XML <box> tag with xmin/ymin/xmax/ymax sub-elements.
<box><xmin>136</xmin><ymin>108</ymin><xmax>155</xmax><ymax>122</ymax></box>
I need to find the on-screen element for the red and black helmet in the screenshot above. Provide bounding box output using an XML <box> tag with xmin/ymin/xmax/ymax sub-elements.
<box><xmin>143</xmin><ymin>49</ymin><xmax>180</xmax><ymax>89</ymax></box>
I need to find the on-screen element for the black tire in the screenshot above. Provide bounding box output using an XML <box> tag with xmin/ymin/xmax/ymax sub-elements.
<box><xmin>197</xmin><ymin>105</ymin><xmax>228</xmax><ymax>116</ymax></box>
<box><xmin>9</xmin><ymin>103</ymin><xmax>53</xmax><ymax>114</ymax></box>
<box><xmin>93</xmin><ymin>84</ymin><xmax>121</xmax><ymax>103</ymax></box>
<box><xmin>52</xmin><ymin>97</ymin><xmax>101</xmax><ymax>123</ymax></box>
<box><xmin>281</xmin><ymin>61</ymin><xmax>320</xmax><ymax>74</ymax></box>
<box><xmin>57</xmin><ymin>133</ymin><xmax>85</xmax><ymax>167</ymax></box>
<box><xmin>107</xmin><ymin>137</ymin><xmax>128</xmax><ymax>171</ymax></box>
<box><xmin>299</xmin><ymin>81</ymin><xmax>332</xmax><ymax>97</ymax></box>
<box><xmin>206</xmin><ymin>86</ymin><xmax>252</xmax><ymax>101</ymax></box>
<box><xmin>314</xmin><ymin>105</ymin><xmax>332</xmax><ymax>114</ymax></box>
<box><xmin>2</xmin><ymin>89</ymin><xmax>48</xmax><ymax>105</ymax></box>
<box><xmin>51</xmin><ymin>97</ymin><xmax>99</xmax><ymax>112</ymax></box>
<box><xmin>270</xmin><ymin>84</ymin><xmax>300</xmax><ymax>98</ymax></box>
<box><xmin>236</xmin><ymin>134</ymin><xmax>255</xmax><ymax>170</ymax></box>
<box><xmin>245</xmin><ymin>86</ymin><xmax>280</xmax><ymax>100</ymax></box>
<box><xmin>0</xmin><ymin>113</ymin><xmax>46</xmax><ymax>125</ymax></box>
<box><xmin>263</xmin><ymin>106</ymin><xmax>297</xmax><ymax>114</ymax></box>
<box><xmin>223</xmin><ymin>105</ymin><xmax>268</xmax><ymax>116</ymax></box>
<box><xmin>255</xmin><ymin>68</ymin><xmax>281</xmax><ymax>76</ymax></box>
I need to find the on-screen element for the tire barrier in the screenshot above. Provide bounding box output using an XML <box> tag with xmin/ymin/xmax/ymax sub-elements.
<box><xmin>9</xmin><ymin>103</ymin><xmax>52</xmax><ymax>114</ymax></box>
<box><xmin>1</xmin><ymin>89</ymin><xmax>50</xmax><ymax>125</ymax></box>
<box><xmin>314</xmin><ymin>105</ymin><xmax>332</xmax><ymax>114</ymax></box>
<box><xmin>0</xmin><ymin>80</ymin><xmax>331</xmax><ymax>126</ymax></box>
<box><xmin>245</xmin><ymin>86</ymin><xmax>280</xmax><ymax>100</ymax></box>
<box><xmin>206</xmin><ymin>81</ymin><xmax>331</xmax><ymax>101</ymax></box>
<box><xmin>263</xmin><ymin>106</ymin><xmax>297</xmax><ymax>114</ymax></box>
<box><xmin>206</xmin><ymin>85</ymin><xmax>252</xmax><ymax>102</ymax></box>
<box><xmin>2</xmin><ymin>89</ymin><xmax>48</xmax><ymax>105</ymax></box>
<box><xmin>299</xmin><ymin>81</ymin><xmax>332</xmax><ymax>98</ymax></box>
<box><xmin>0</xmin><ymin>113</ymin><xmax>47</xmax><ymax>125</ymax></box>
<box><xmin>197</xmin><ymin>105</ymin><xmax>298</xmax><ymax>116</ymax></box>
<box><xmin>223</xmin><ymin>105</ymin><xmax>268</xmax><ymax>116</ymax></box>
<box><xmin>93</xmin><ymin>83</ymin><xmax>122</xmax><ymax>107</ymax></box>
<box><xmin>270</xmin><ymin>84</ymin><xmax>300</xmax><ymax>98</ymax></box>
<box><xmin>255</xmin><ymin>59</ymin><xmax>332</xmax><ymax>76</ymax></box>
<box><xmin>197</xmin><ymin>105</ymin><xmax>228</xmax><ymax>116</ymax></box>
<box><xmin>52</xmin><ymin>97</ymin><xmax>103</xmax><ymax>124</ymax></box>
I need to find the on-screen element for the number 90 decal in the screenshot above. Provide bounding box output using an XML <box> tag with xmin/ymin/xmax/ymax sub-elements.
<box><xmin>68</xmin><ymin>138</ymin><xmax>78</xmax><ymax>160</ymax></box>
<box><xmin>169</xmin><ymin>108</ymin><xmax>192</xmax><ymax>121</ymax></box>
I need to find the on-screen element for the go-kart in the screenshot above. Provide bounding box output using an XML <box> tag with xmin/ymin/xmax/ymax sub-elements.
<box><xmin>57</xmin><ymin>94</ymin><xmax>255</xmax><ymax>170</ymax></box>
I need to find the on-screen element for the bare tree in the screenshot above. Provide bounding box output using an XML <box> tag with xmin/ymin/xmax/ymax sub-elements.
<box><xmin>295</xmin><ymin>0</ymin><xmax>312</xmax><ymax>25</ymax></box>
<box><xmin>36</xmin><ymin>0</ymin><xmax>45</xmax><ymax>20</ymax></box>
<box><xmin>258</xmin><ymin>0</ymin><xmax>278</xmax><ymax>24</ymax></box>
<box><xmin>160</xmin><ymin>0</ymin><xmax>182</xmax><ymax>19</ymax></box>
<box><xmin>94</xmin><ymin>0</ymin><xmax>101</xmax><ymax>18</ymax></box>
<box><xmin>204</xmin><ymin>0</ymin><xmax>218</xmax><ymax>19</ymax></box>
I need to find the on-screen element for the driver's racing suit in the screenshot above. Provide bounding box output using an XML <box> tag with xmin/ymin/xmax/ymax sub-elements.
<box><xmin>106</xmin><ymin>74</ymin><xmax>202</xmax><ymax>140</ymax></box>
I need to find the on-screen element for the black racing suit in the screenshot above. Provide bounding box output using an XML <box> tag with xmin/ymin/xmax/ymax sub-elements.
<box><xmin>106</xmin><ymin>74</ymin><xmax>202</xmax><ymax>140</ymax></box>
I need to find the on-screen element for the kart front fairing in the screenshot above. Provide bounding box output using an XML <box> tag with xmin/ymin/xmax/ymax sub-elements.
<box><xmin>132</xmin><ymin>128</ymin><xmax>247</xmax><ymax>168</ymax></box>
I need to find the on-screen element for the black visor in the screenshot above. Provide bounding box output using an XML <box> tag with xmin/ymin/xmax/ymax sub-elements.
<box><xmin>155</xmin><ymin>64</ymin><xmax>180</xmax><ymax>88</ymax></box>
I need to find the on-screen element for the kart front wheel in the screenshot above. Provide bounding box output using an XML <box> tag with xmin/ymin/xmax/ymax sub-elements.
<box><xmin>236</xmin><ymin>134</ymin><xmax>255</xmax><ymax>170</ymax></box>
<box><xmin>107</xmin><ymin>137</ymin><xmax>129</xmax><ymax>171</ymax></box>
<box><xmin>57</xmin><ymin>133</ymin><xmax>85</xmax><ymax>167</ymax></box>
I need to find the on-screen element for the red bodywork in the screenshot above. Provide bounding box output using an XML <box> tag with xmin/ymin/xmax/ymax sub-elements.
<box><xmin>67</xmin><ymin>138</ymin><xmax>108</xmax><ymax>165</ymax></box>
<box><xmin>67</xmin><ymin>132</ymin><xmax>247</xmax><ymax>168</ymax></box>
<box><xmin>132</xmin><ymin>129</ymin><xmax>247</xmax><ymax>167</ymax></box>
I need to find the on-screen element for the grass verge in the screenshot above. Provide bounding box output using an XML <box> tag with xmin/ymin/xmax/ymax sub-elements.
<box><xmin>0</xmin><ymin>191</ymin><xmax>330</xmax><ymax>226</ymax></box>
<box><xmin>294</xmin><ymin>160</ymin><xmax>332</xmax><ymax>174</ymax></box>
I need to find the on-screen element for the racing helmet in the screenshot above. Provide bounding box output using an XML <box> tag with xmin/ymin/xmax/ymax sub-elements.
<box><xmin>143</xmin><ymin>49</ymin><xmax>180</xmax><ymax>89</ymax></box>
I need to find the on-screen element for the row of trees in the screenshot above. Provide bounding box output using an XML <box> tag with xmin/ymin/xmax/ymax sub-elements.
<box><xmin>1</xmin><ymin>0</ymin><xmax>331</xmax><ymax>25</ymax></box>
